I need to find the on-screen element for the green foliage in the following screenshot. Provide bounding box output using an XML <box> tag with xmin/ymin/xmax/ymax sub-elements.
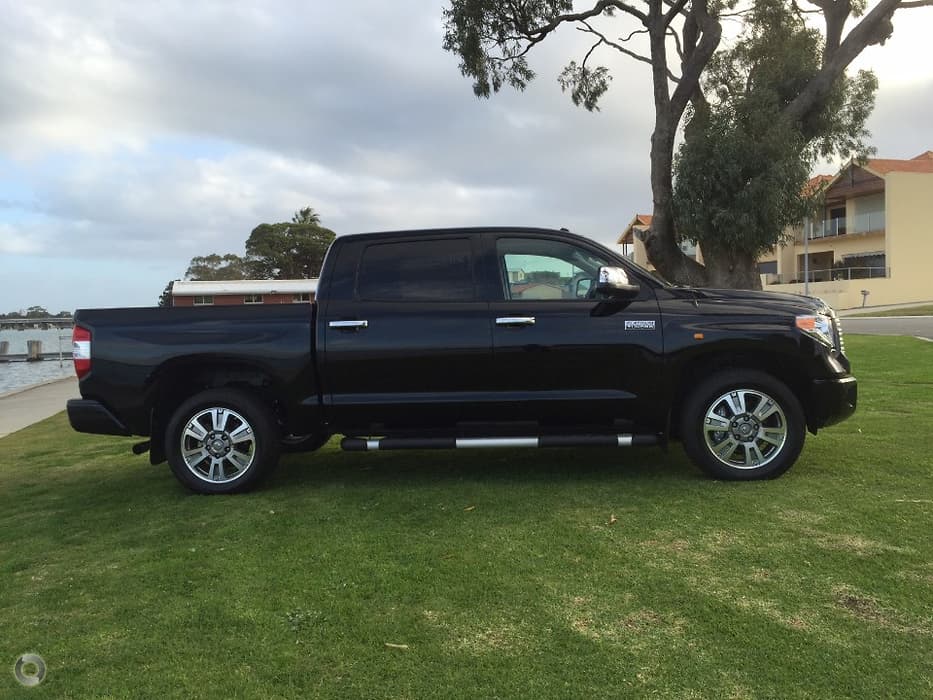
<box><xmin>442</xmin><ymin>1</ymin><xmax>570</xmax><ymax>97</ymax></box>
<box><xmin>184</xmin><ymin>253</ymin><xmax>253</xmax><ymax>281</ymax></box>
<box><xmin>291</xmin><ymin>206</ymin><xmax>321</xmax><ymax>225</ymax></box>
<box><xmin>673</xmin><ymin>0</ymin><xmax>877</xmax><ymax>257</ymax></box>
<box><xmin>558</xmin><ymin>61</ymin><xmax>612</xmax><ymax>112</ymax></box>
<box><xmin>157</xmin><ymin>281</ymin><xmax>176</xmax><ymax>307</ymax></box>
<box><xmin>183</xmin><ymin>206</ymin><xmax>336</xmax><ymax>281</ymax></box>
<box><xmin>245</xmin><ymin>220</ymin><xmax>335</xmax><ymax>280</ymax></box>
<box><xmin>0</xmin><ymin>306</ymin><xmax>72</xmax><ymax>319</ymax></box>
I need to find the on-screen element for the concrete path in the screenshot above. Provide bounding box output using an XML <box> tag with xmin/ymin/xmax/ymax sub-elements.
<box><xmin>0</xmin><ymin>377</ymin><xmax>79</xmax><ymax>439</ymax></box>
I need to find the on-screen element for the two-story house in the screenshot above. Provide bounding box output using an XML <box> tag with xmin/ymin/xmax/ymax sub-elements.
<box><xmin>619</xmin><ymin>150</ymin><xmax>933</xmax><ymax>308</ymax></box>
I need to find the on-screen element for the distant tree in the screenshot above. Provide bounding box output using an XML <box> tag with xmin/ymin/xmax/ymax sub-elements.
<box><xmin>245</xmin><ymin>210</ymin><xmax>336</xmax><ymax>279</ymax></box>
<box><xmin>291</xmin><ymin>207</ymin><xmax>321</xmax><ymax>225</ymax></box>
<box><xmin>54</xmin><ymin>311</ymin><xmax>74</xmax><ymax>318</ymax></box>
<box><xmin>182</xmin><ymin>206</ymin><xmax>336</xmax><ymax>282</ymax></box>
<box><xmin>184</xmin><ymin>253</ymin><xmax>253</xmax><ymax>281</ymax></box>
<box><xmin>26</xmin><ymin>305</ymin><xmax>50</xmax><ymax>318</ymax></box>
<box><xmin>158</xmin><ymin>281</ymin><xmax>177</xmax><ymax>307</ymax></box>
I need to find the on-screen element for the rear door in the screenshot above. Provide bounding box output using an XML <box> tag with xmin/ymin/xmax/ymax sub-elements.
<box><xmin>319</xmin><ymin>235</ymin><xmax>493</xmax><ymax>432</ymax></box>
<box><xmin>484</xmin><ymin>233</ymin><xmax>664</xmax><ymax>430</ymax></box>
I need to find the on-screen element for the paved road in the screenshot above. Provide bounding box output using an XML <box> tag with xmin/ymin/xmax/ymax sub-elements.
<box><xmin>0</xmin><ymin>377</ymin><xmax>79</xmax><ymax>438</ymax></box>
<box><xmin>841</xmin><ymin>316</ymin><xmax>933</xmax><ymax>340</ymax></box>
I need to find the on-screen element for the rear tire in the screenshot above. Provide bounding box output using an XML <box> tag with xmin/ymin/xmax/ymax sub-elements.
<box><xmin>680</xmin><ymin>369</ymin><xmax>805</xmax><ymax>480</ymax></box>
<box><xmin>165</xmin><ymin>388</ymin><xmax>280</xmax><ymax>494</ymax></box>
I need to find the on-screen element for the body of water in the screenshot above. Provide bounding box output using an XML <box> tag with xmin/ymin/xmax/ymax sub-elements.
<box><xmin>0</xmin><ymin>327</ymin><xmax>75</xmax><ymax>394</ymax></box>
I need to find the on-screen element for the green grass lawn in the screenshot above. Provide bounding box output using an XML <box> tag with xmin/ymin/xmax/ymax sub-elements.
<box><xmin>847</xmin><ymin>304</ymin><xmax>933</xmax><ymax>317</ymax></box>
<box><xmin>1</xmin><ymin>336</ymin><xmax>931</xmax><ymax>698</ymax></box>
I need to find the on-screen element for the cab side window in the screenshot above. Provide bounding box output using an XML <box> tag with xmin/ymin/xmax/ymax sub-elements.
<box><xmin>357</xmin><ymin>238</ymin><xmax>474</xmax><ymax>301</ymax></box>
<box><xmin>497</xmin><ymin>238</ymin><xmax>609</xmax><ymax>301</ymax></box>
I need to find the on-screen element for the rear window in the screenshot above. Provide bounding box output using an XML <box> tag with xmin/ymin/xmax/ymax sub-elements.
<box><xmin>357</xmin><ymin>238</ymin><xmax>474</xmax><ymax>301</ymax></box>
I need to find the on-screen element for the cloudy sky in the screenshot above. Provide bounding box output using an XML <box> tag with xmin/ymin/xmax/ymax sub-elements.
<box><xmin>2</xmin><ymin>1</ymin><xmax>931</xmax><ymax>312</ymax></box>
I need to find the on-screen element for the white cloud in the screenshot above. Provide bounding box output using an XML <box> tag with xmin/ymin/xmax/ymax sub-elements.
<box><xmin>0</xmin><ymin>223</ymin><xmax>44</xmax><ymax>254</ymax></box>
<box><xmin>1</xmin><ymin>0</ymin><xmax>931</xmax><ymax>311</ymax></box>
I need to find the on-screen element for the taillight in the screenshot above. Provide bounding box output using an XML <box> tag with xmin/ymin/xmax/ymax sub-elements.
<box><xmin>73</xmin><ymin>326</ymin><xmax>91</xmax><ymax>379</ymax></box>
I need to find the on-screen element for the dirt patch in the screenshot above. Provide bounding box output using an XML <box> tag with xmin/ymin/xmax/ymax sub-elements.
<box><xmin>831</xmin><ymin>586</ymin><xmax>932</xmax><ymax>635</ymax></box>
<box><xmin>808</xmin><ymin>531</ymin><xmax>912</xmax><ymax>556</ymax></box>
<box><xmin>777</xmin><ymin>509</ymin><xmax>825</xmax><ymax>525</ymax></box>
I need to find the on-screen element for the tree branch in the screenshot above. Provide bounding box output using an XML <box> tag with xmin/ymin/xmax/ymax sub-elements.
<box><xmin>663</xmin><ymin>0</ymin><xmax>690</xmax><ymax>27</ymax></box>
<box><xmin>785</xmin><ymin>0</ymin><xmax>901</xmax><ymax>128</ymax></box>
<box><xmin>528</xmin><ymin>0</ymin><xmax>647</xmax><ymax>37</ymax></box>
<box><xmin>577</xmin><ymin>21</ymin><xmax>679</xmax><ymax>79</ymax></box>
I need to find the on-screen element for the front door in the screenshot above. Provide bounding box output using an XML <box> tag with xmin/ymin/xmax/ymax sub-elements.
<box><xmin>486</xmin><ymin>234</ymin><xmax>663</xmax><ymax>431</ymax></box>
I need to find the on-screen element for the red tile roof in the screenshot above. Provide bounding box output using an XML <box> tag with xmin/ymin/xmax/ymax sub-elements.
<box><xmin>866</xmin><ymin>150</ymin><xmax>933</xmax><ymax>175</ymax></box>
<box><xmin>617</xmin><ymin>213</ymin><xmax>653</xmax><ymax>244</ymax></box>
<box><xmin>804</xmin><ymin>174</ymin><xmax>834</xmax><ymax>195</ymax></box>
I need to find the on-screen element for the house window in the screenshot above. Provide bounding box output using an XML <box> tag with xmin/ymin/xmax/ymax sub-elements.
<box><xmin>193</xmin><ymin>296</ymin><xmax>214</xmax><ymax>306</ymax></box>
<box><xmin>243</xmin><ymin>295</ymin><xmax>263</xmax><ymax>304</ymax></box>
<box><xmin>292</xmin><ymin>293</ymin><xmax>311</xmax><ymax>303</ymax></box>
<box><xmin>758</xmin><ymin>261</ymin><xmax>777</xmax><ymax>274</ymax></box>
<box><xmin>829</xmin><ymin>207</ymin><xmax>846</xmax><ymax>236</ymax></box>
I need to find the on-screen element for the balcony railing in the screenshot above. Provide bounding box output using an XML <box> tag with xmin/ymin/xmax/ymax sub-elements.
<box><xmin>810</xmin><ymin>216</ymin><xmax>846</xmax><ymax>239</ymax></box>
<box><xmin>768</xmin><ymin>266</ymin><xmax>890</xmax><ymax>284</ymax></box>
<box><xmin>851</xmin><ymin>211</ymin><xmax>885</xmax><ymax>234</ymax></box>
<box><xmin>808</xmin><ymin>211</ymin><xmax>885</xmax><ymax>239</ymax></box>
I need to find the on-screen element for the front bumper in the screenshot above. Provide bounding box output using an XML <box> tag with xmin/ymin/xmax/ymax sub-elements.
<box><xmin>67</xmin><ymin>399</ymin><xmax>131</xmax><ymax>436</ymax></box>
<box><xmin>808</xmin><ymin>375</ymin><xmax>857</xmax><ymax>431</ymax></box>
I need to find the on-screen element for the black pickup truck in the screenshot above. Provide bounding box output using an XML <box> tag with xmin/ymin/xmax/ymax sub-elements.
<box><xmin>68</xmin><ymin>227</ymin><xmax>856</xmax><ymax>493</ymax></box>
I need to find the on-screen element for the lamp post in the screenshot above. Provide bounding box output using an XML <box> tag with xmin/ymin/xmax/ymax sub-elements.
<box><xmin>803</xmin><ymin>217</ymin><xmax>810</xmax><ymax>296</ymax></box>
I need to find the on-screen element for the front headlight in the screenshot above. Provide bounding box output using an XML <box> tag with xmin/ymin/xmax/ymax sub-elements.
<box><xmin>796</xmin><ymin>314</ymin><xmax>835</xmax><ymax>348</ymax></box>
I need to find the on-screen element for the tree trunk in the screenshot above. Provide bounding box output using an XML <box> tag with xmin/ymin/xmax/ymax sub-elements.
<box><xmin>699</xmin><ymin>241</ymin><xmax>763</xmax><ymax>289</ymax></box>
<box><xmin>640</xmin><ymin>6</ymin><xmax>712</xmax><ymax>288</ymax></box>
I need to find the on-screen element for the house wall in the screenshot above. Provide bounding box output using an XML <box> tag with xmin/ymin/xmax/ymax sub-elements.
<box><xmin>763</xmin><ymin>170</ymin><xmax>932</xmax><ymax>308</ymax></box>
<box><xmin>885</xmin><ymin>171</ymin><xmax>933</xmax><ymax>303</ymax></box>
<box><xmin>173</xmin><ymin>293</ymin><xmax>313</xmax><ymax>307</ymax></box>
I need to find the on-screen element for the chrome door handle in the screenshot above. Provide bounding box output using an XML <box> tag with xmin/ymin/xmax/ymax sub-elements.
<box><xmin>328</xmin><ymin>320</ymin><xmax>368</xmax><ymax>329</ymax></box>
<box><xmin>496</xmin><ymin>316</ymin><xmax>536</xmax><ymax>326</ymax></box>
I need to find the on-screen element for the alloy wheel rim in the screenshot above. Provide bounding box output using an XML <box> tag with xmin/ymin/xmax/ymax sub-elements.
<box><xmin>180</xmin><ymin>407</ymin><xmax>256</xmax><ymax>483</ymax></box>
<box><xmin>702</xmin><ymin>389</ymin><xmax>787</xmax><ymax>469</ymax></box>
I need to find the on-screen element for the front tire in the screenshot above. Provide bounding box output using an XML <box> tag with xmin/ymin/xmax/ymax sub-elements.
<box><xmin>165</xmin><ymin>388</ymin><xmax>281</xmax><ymax>494</ymax></box>
<box><xmin>680</xmin><ymin>369</ymin><xmax>805</xmax><ymax>480</ymax></box>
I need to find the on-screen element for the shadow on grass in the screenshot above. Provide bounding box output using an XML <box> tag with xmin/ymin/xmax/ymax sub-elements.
<box><xmin>269</xmin><ymin>441</ymin><xmax>701</xmax><ymax>491</ymax></box>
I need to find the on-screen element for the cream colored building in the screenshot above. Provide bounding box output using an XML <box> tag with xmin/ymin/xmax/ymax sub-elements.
<box><xmin>619</xmin><ymin>150</ymin><xmax>933</xmax><ymax>309</ymax></box>
<box><xmin>762</xmin><ymin>150</ymin><xmax>933</xmax><ymax>308</ymax></box>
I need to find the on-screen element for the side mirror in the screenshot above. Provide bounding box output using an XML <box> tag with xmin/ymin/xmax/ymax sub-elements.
<box><xmin>596</xmin><ymin>266</ymin><xmax>640</xmax><ymax>299</ymax></box>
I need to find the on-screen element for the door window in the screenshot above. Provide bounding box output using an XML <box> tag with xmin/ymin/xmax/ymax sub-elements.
<box><xmin>357</xmin><ymin>238</ymin><xmax>474</xmax><ymax>301</ymax></box>
<box><xmin>497</xmin><ymin>238</ymin><xmax>610</xmax><ymax>301</ymax></box>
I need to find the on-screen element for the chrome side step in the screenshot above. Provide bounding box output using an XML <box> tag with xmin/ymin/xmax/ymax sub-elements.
<box><xmin>340</xmin><ymin>434</ymin><xmax>659</xmax><ymax>451</ymax></box>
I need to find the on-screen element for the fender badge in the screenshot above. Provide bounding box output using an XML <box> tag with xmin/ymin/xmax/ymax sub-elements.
<box><xmin>624</xmin><ymin>320</ymin><xmax>656</xmax><ymax>330</ymax></box>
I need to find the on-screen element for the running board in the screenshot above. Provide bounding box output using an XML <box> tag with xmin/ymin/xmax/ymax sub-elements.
<box><xmin>341</xmin><ymin>434</ymin><xmax>659</xmax><ymax>451</ymax></box>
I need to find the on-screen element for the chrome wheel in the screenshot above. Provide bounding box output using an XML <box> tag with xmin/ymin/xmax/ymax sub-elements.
<box><xmin>180</xmin><ymin>407</ymin><xmax>256</xmax><ymax>484</ymax></box>
<box><xmin>702</xmin><ymin>388</ymin><xmax>788</xmax><ymax>470</ymax></box>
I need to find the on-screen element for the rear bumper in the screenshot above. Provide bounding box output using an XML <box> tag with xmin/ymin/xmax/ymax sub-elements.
<box><xmin>808</xmin><ymin>375</ymin><xmax>857</xmax><ymax>431</ymax></box>
<box><xmin>67</xmin><ymin>399</ymin><xmax>132</xmax><ymax>436</ymax></box>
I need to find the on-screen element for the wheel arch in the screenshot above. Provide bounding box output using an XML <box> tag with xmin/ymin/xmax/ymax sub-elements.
<box><xmin>669</xmin><ymin>349</ymin><xmax>810</xmax><ymax>440</ymax></box>
<box><xmin>148</xmin><ymin>357</ymin><xmax>285</xmax><ymax>464</ymax></box>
